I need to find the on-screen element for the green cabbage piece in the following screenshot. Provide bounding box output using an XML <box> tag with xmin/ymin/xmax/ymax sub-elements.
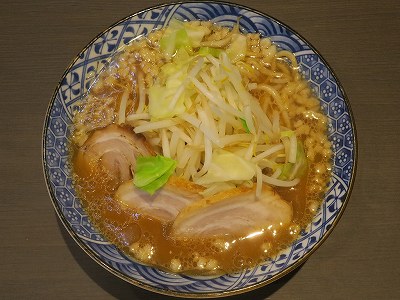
<box><xmin>148</xmin><ymin>83</ymin><xmax>187</xmax><ymax>119</ymax></box>
<box><xmin>294</xmin><ymin>141</ymin><xmax>308</xmax><ymax>178</ymax></box>
<box><xmin>183</xmin><ymin>22</ymin><xmax>209</xmax><ymax>47</ymax></box>
<box><xmin>240</xmin><ymin>118</ymin><xmax>250</xmax><ymax>133</ymax></box>
<box><xmin>160</xmin><ymin>20</ymin><xmax>191</xmax><ymax>58</ymax></box>
<box><xmin>278</xmin><ymin>162</ymin><xmax>294</xmax><ymax>181</ymax></box>
<box><xmin>133</xmin><ymin>155</ymin><xmax>177</xmax><ymax>195</ymax></box>
<box><xmin>160</xmin><ymin>19</ymin><xmax>211</xmax><ymax>58</ymax></box>
<box><xmin>226</xmin><ymin>33</ymin><xmax>247</xmax><ymax>62</ymax></box>
<box><xmin>196</xmin><ymin>149</ymin><xmax>255</xmax><ymax>185</ymax></box>
<box><xmin>278</xmin><ymin>141</ymin><xmax>308</xmax><ymax>180</ymax></box>
<box><xmin>198</xmin><ymin>47</ymin><xmax>222</xmax><ymax>58</ymax></box>
<box><xmin>148</xmin><ymin>48</ymin><xmax>193</xmax><ymax>119</ymax></box>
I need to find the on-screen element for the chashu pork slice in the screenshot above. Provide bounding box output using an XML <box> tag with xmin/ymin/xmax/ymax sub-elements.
<box><xmin>74</xmin><ymin>124</ymin><xmax>154</xmax><ymax>182</ymax></box>
<box><xmin>172</xmin><ymin>185</ymin><xmax>293</xmax><ymax>238</ymax></box>
<box><xmin>115</xmin><ymin>177</ymin><xmax>205</xmax><ymax>223</ymax></box>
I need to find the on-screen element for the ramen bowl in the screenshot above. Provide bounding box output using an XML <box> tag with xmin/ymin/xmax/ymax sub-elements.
<box><xmin>42</xmin><ymin>1</ymin><xmax>357</xmax><ymax>298</ymax></box>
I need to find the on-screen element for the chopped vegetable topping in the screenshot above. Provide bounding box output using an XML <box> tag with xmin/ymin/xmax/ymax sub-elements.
<box><xmin>159</xmin><ymin>20</ymin><xmax>191</xmax><ymax>59</ymax></box>
<box><xmin>196</xmin><ymin>149</ymin><xmax>255</xmax><ymax>185</ymax></box>
<box><xmin>240</xmin><ymin>118</ymin><xmax>251</xmax><ymax>133</ymax></box>
<box><xmin>226</xmin><ymin>33</ymin><xmax>247</xmax><ymax>62</ymax></box>
<box><xmin>133</xmin><ymin>155</ymin><xmax>177</xmax><ymax>194</ymax></box>
<box><xmin>129</xmin><ymin>20</ymin><xmax>309</xmax><ymax>197</ymax></box>
<box><xmin>278</xmin><ymin>141</ymin><xmax>307</xmax><ymax>180</ymax></box>
<box><xmin>198</xmin><ymin>47</ymin><xmax>222</xmax><ymax>58</ymax></box>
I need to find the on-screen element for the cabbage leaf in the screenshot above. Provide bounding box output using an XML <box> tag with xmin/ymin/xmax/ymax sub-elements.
<box><xmin>196</xmin><ymin>149</ymin><xmax>255</xmax><ymax>185</ymax></box>
<box><xmin>133</xmin><ymin>155</ymin><xmax>177</xmax><ymax>194</ymax></box>
<box><xmin>278</xmin><ymin>141</ymin><xmax>307</xmax><ymax>180</ymax></box>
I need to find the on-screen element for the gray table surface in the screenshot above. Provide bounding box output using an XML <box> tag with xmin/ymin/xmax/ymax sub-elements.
<box><xmin>1</xmin><ymin>0</ymin><xmax>399</xmax><ymax>299</ymax></box>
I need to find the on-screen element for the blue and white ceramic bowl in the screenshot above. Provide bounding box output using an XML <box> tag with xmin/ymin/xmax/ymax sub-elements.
<box><xmin>42</xmin><ymin>1</ymin><xmax>357</xmax><ymax>297</ymax></box>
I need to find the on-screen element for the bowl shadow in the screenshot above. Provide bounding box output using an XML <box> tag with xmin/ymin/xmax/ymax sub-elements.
<box><xmin>57</xmin><ymin>218</ymin><xmax>302</xmax><ymax>299</ymax></box>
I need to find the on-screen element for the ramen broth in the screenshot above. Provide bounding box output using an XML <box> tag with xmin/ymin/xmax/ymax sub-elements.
<box><xmin>73</xmin><ymin>162</ymin><xmax>312</xmax><ymax>273</ymax></box>
<box><xmin>71</xmin><ymin>20</ymin><xmax>332</xmax><ymax>275</ymax></box>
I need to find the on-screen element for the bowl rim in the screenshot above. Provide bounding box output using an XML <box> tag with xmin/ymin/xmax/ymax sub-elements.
<box><xmin>42</xmin><ymin>1</ymin><xmax>358</xmax><ymax>298</ymax></box>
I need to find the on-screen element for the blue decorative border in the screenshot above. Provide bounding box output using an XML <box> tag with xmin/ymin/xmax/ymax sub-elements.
<box><xmin>42</xmin><ymin>1</ymin><xmax>356</xmax><ymax>297</ymax></box>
